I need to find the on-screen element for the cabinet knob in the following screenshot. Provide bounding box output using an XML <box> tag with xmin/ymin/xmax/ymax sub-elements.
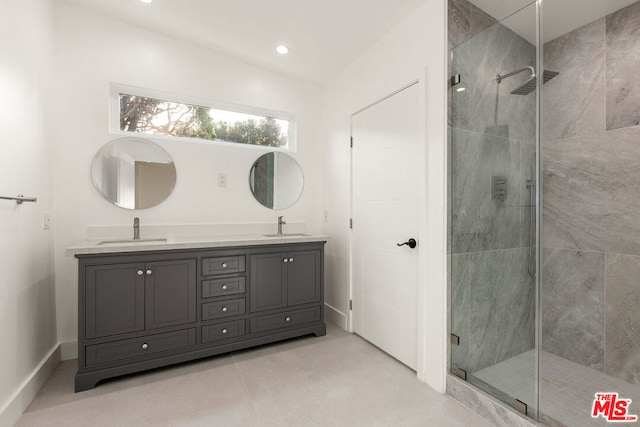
<box><xmin>141</xmin><ymin>343</ymin><xmax>148</xmax><ymax>350</ymax></box>
<box><xmin>222</xmin><ymin>262</ymin><xmax>228</xmax><ymax>268</ymax></box>
<box><xmin>222</xmin><ymin>328</ymin><xmax>228</xmax><ymax>335</ymax></box>
<box><xmin>222</xmin><ymin>306</ymin><xmax>228</xmax><ymax>312</ymax></box>
<box><xmin>289</xmin><ymin>257</ymin><xmax>294</xmax><ymax>263</ymax></box>
<box><xmin>285</xmin><ymin>316</ymin><xmax>291</xmax><ymax>322</ymax></box>
<box><xmin>283</xmin><ymin>258</ymin><xmax>288</xmax><ymax>263</ymax></box>
<box><xmin>221</xmin><ymin>284</ymin><xmax>228</xmax><ymax>290</ymax></box>
<box><xmin>146</xmin><ymin>269</ymin><xmax>152</xmax><ymax>275</ymax></box>
<box><xmin>137</xmin><ymin>270</ymin><xmax>144</xmax><ymax>276</ymax></box>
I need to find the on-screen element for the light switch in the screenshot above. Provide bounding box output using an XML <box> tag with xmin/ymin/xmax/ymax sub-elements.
<box><xmin>323</xmin><ymin>211</ymin><xmax>329</xmax><ymax>223</ymax></box>
<box><xmin>218</xmin><ymin>173</ymin><xmax>228</xmax><ymax>188</ymax></box>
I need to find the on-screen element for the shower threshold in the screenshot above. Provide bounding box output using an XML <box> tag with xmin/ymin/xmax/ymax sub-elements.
<box><xmin>473</xmin><ymin>350</ymin><xmax>640</xmax><ymax>426</ymax></box>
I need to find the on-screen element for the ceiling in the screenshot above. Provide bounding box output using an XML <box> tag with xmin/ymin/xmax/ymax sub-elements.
<box><xmin>63</xmin><ymin>0</ymin><xmax>427</xmax><ymax>85</ymax></box>
<box><xmin>469</xmin><ymin>0</ymin><xmax>639</xmax><ymax>43</ymax></box>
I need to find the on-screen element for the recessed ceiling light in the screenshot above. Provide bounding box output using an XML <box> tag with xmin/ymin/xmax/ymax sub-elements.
<box><xmin>276</xmin><ymin>45</ymin><xmax>289</xmax><ymax>55</ymax></box>
<box><xmin>456</xmin><ymin>87</ymin><xmax>466</xmax><ymax>92</ymax></box>
<box><xmin>140</xmin><ymin>0</ymin><xmax>152</xmax><ymax>4</ymax></box>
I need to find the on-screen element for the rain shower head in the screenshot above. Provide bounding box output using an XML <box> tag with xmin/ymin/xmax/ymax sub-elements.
<box><xmin>496</xmin><ymin>67</ymin><xmax>559</xmax><ymax>95</ymax></box>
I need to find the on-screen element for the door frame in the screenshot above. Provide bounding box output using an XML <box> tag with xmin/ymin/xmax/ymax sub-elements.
<box><xmin>348</xmin><ymin>79</ymin><xmax>435</xmax><ymax>383</ymax></box>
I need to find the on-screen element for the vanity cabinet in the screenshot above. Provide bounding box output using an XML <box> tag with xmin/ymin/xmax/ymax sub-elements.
<box><xmin>85</xmin><ymin>259</ymin><xmax>196</xmax><ymax>339</ymax></box>
<box><xmin>75</xmin><ymin>241</ymin><xmax>325</xmax><ymax>392</ymax></box>
<box><xmin>250</xmin><ymin>250</ymin><xmax>321</xmax><ymax>312</ymax></box>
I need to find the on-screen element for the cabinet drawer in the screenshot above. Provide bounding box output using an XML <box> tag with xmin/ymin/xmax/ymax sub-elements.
<box><xmin>202</xmin><ymin>256</ymin><xmax>245</xmax><ymax>276</ymax></box>
<box><xmin>201</xmin><ymin>320</ymin><xmax>246</xmax><ymax>343</ymax></box>
<box><xmin>250</xmin><ymin>306</ymin><xmax>321</xmax><ymax>334</ymax></box>
<box><xmin>202</xmin><ymin>277</ymin><xmax>246</xmax><ymax>298</ymax></box>
<box><xmin>202</xmin><ymin>298</ymin><xmax>246</xmax><ymax>321</ymax></box>
<box><xmin>85</xmin><ymin>329</ymin><xmax>196</xmax><ymax>367</ymax></box>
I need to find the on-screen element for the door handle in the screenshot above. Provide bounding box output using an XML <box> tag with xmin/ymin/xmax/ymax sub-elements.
<box><xmin>397</xmin><ymin>238</ymin><xmax>417</xmax><ymax>249</ymax></box>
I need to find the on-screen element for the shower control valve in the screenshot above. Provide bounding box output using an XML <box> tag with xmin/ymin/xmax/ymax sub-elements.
<box><xmin>492</xmin><ymin>176</ymin><xmax>507</xmax><ymax>202</ymax></box>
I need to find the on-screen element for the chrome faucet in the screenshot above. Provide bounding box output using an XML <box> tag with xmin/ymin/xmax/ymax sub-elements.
<box><xmin>133</xmin><ymin>217</ymin><xmax>140</xmax><ymax>240</ymax></box>
<box><xmin>277</xmin><ymin>216</ymin><xmax>286</xmax><ymax>235</ymax></box>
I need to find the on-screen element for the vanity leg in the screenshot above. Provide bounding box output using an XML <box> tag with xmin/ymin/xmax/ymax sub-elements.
<box><xmin>313</xmin><ymin>323</ymin><xmax>327</xmax><ymax>337</ymax></box>
<box><xmin>75</xmin><ymin>372</ymin><xmax>101</xmax><ymax>392</ymax></box>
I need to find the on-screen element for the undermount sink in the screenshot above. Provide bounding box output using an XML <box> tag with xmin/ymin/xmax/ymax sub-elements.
<box><xmin>96</xmin><ymin>238</ymin><xmax>168</xmax><ymax>246</ymax></box>
<box><xmin>263</xmin><ymin>233</ymin><xmax>309</xmax><ymax>238</ymax></box>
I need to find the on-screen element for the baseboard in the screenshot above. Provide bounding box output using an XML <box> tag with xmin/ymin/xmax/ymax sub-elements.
<box><xmin>0</xmin><ymin>344</ymin><xmax>61</xmax><ymax>427</ymax></box>
<box><xmin>61</xmin><ymin>341</ymin><xmax>77</xmax><ymax>361</ymax></box>
<box><xmin>324</xmin><ymin>302</ymin><xmax>347</xmax><ymax>330</ymax></box>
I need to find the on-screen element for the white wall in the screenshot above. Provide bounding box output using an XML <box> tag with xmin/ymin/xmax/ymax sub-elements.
<box><xmin>321</xmin><ymin>1</ymin><xmax>447</xmax><ymax>391</ymax></box>
<box><xmin>0</xmin><ymin>0</ymin><xmax>58</xmax><ymax>423</ymax></box>
<box><xmin>52</xmin><ymin>1</ymin><xmax>324</xmax><ymax>353</ymax></box>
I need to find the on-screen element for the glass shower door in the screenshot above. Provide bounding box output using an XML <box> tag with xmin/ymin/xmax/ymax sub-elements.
<box><xmin>449</xmin><ymin>1</ymin><xmax>539</xmax><ymax>419</ymax></box>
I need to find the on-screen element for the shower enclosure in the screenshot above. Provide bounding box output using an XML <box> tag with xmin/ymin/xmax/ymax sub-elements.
<box><xmin>448</xmin><ymin>0</ymin><xmax>540</xmax><ymax>419</ymax></box>
<box><xmin>449</xmin><ymin>0</ymin><xmax>640</xmax><ymax>425</ymax></box>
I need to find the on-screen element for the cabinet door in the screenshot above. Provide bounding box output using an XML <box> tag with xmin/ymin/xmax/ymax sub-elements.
<box><xmin>85</xmin><ymin>263</ymin><xmax>145</xmax><ymax>339</ymax></box>
<box><xmin>250</xmin><ymin>253</ymin><xmax>287</xmax><ymax>312</ymax></box>
<box><xmin>145</xmin><ymin>259</ymin><xmax>196</xmax><ymax>330</ymax></box>
<box><xmin>287</xmin><ymin>250</ymin><xmax>321</xmax><ymax>306</ymax></box>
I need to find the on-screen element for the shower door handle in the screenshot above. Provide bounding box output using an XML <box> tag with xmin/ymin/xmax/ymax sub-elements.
<box><xmin>397</xmin><ymin>238</ymin><xmax>417</xmax><ymax>249</ymax></box>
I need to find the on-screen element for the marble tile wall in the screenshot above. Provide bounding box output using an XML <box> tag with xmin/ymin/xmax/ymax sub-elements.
<box><xmin>448</xmin><ymin>0</ymin><xmax>537</xmax><ymax>378</ymax></box>
<box><xmin>450</xmin><ymin>128</ymin><xmax>522</xmax><ymax>253</ymax></box>
<box><xmin>451</xmin><ymin>250</ymin><xmax>535</xmax><ymax>374</ymax></box>
<box><xmin>449</xmin><ymin>7</ymin><xmax>536</xmax><ymax>254</ymax></box>
<box><xmin>448</xmin><ymin>0</ymin><xmax>496</xmax><ymax>50</ymax></box>
<box><xmin>467</xmin><ymin>248</ymin><xmax>535</xmax><ymax>372</ymax></box>
<box><xmin>542</xmin><ymin>0</ymin><xmax>640</xmax><ymax>386</ymax></box>
<box><xmin>606</xmin><ymin>1</ymin><xmax>640</xmax><ymax>130</ymax></box>
<box><xmin>543</xmin><ymin>126</ymin><xmax>640</xmax><ymax>255</ymax></box>
<box><xmin>450</xmin><ymin>253</ymin><xmax>470</xmax><ymax>373</ymax></box>
<box><xmin>605</xmin><ymin>254</ymin><xmax>640</xmax><ymax>385</ymax></box>
<box><xmin>542</xmin><ymin>249</ymin><xmax>605</xmax><ymax>370</ymax></box>
<box><xmin>542</xmin><ymin>18</ymin><xmax>606</xmax><ymax>141</ymax></box>
<box><xmin>451</xmin><ymin>22</ymin><xmax>536</xmax><ymax>142</ymax></box>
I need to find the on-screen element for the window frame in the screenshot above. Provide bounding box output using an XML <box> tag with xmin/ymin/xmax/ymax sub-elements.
<box><xmin>109</xmin><ymin>83</ymin><xmax>297</xmax><ymax>152</ymax></box>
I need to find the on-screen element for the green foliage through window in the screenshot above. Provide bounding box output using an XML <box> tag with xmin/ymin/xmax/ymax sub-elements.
<box><xmin>119</xmin><ymin>93</ymin><xmax>289</xmax><ymax>148</ymax></box>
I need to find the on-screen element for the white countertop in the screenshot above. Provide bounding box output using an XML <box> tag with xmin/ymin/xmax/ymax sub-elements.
<box><xmin>67</xmin><ymin>234</ymin><xmax>330</xmax><ymax>255</ymax></box>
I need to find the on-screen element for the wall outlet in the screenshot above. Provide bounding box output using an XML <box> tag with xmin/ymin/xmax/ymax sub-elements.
<box><xmin>217</xmin><ymin>173</ymin><xmax>228</xmax><ymax>188</ymax></box>
<box><xmin>323</xmin><ymin>211</ymin><xmax>329</xmax><ymax>223</ymax></box>
<box><xmin>43</xmin><ymin>212</ymin><xmax>51</xmax><ymax>230</ymax></box>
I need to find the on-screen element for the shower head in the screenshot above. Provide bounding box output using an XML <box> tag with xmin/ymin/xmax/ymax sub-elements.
<box><xmin>511</xmin><ymin>70</ymin><xmax>560</xmax><ymax>95</ymax></box>
<box><xmin>496</xmin><ymin>66</ymin><xmax>559</xmax><ymax>95</ymax></box>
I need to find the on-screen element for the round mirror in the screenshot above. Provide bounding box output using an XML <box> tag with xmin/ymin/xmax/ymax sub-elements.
<box><xmin>249</xmin><ymin>152</ymin><xmax>304</xmax><ymax>210</ymax></box>
<box><xmin>91</xmin><ymin>137</ymin><xmax>176</xmax><ymax>210</ymax></box>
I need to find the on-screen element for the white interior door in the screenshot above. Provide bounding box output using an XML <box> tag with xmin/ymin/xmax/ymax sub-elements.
<box><xmin>351</xmin><ymin>83</ymin><xmax>420</xmax><ymax>370</ymax></box>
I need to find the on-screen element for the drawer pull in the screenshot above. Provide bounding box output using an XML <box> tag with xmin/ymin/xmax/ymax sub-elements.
<box><xmin>221</xmin><ymin>284</ymin><xmax>228</xmax><ymax>290</ymax></box>
<box><xmin>285</xmin><ymin>316</ymin><xmax>291</xmax><ymax>322</ymax></box>
<box><xmin>141</xmin><ymin>343</ymin><xmax>148</xmax><ymax>350</ymax></box>
<box><xmin>146</xmin><ymin>269</ymin><xmax>152</xmax><ymax>275</ymax></box>
<box><xmin>222</xmin><ymin>328</ymin><xmax>228</xmax><ymax>335</ymax></box>
<box><xmin>137</xmin><ymin>270</ymin><xmax>144</xmax><ymax>276</ymax></box>
<box><xmin>222</xmin><ymin>262</ymin><xmax>227</xmax><ymax>268</ymax></box>
<box><xmin>222</xmin><ymin>306</ymin><xmax>228</xmax><ymax>312</ymax></box>
<box><xmin>289</xmin><ymin>257</ymin><xmax>294</xmax><ymax>263</ymax></box>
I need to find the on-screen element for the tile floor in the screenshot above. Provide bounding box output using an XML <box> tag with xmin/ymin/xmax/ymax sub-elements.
<box><xmin>16</xmin><ymin>323</ymin><xmax>494</xmax><ymax>426</ymax></box>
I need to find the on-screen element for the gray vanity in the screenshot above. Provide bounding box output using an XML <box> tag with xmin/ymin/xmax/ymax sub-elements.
<box><xmin>71</xmin><ymin>236</ymin><xmax>327</xmax><ymax>391</ymax></box>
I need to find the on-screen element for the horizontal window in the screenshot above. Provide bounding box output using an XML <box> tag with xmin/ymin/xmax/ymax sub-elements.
<box><xmin>110</xmin><ymin>85</ymin><xmax>295</xmax><ymax>150</ymax></box>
